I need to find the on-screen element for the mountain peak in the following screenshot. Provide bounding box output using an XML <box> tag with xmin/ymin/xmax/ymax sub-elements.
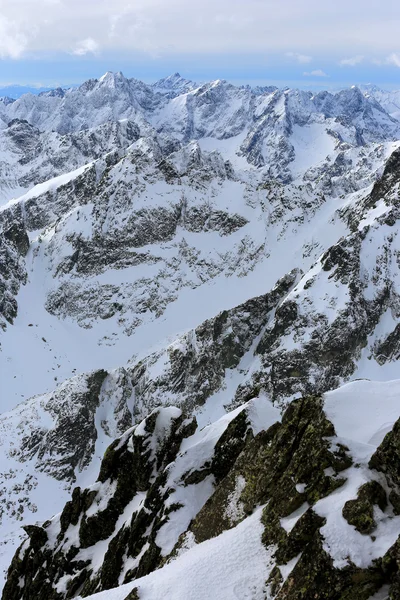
<box><xmin>152</xmin><ymin>72</ymin><xmax>196</xmax><ymax>97</ymax></box>
<box><xmin>98</xmin><ymin>70</ymin><xmax>127</xmax><ymax>88</ymax></box>
<box><xmin>38</xmin><ymin>87</ymin><xmax>66</xmax><ymax>99</ymax></box>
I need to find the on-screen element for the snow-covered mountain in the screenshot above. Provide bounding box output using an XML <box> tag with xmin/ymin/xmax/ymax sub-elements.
<box><xmin>360</xmin><ymin>84</ymin><xmax>400</xmax><ymax>122</ymax></box>
<box><xmin>1</xmin><ymin>72</ymin><xmax>400</xmax><ymax>600</ymax></box>
<box><xmin>0</xmin><ymin>85</ymin><xmax>61</xmax><ymax>100</ymax></box>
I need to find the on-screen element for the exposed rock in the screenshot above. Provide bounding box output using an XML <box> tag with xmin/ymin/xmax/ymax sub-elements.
<box><xmin>370</xmin><ymin>418</ymin><xmax>400</xmax><ymax>488</ymax></box>
<box><xmin>342</xmin><ymin>481</ymin><xmax>387</xmax><ymax>534</ymax></box>
<box><xmin>0</xmin><ymin>217</ymin><xmax>28</xmax><ymax>329</ymax></box>
<box><xmin>186</xmin><ymin>396</ymin><xmax>351</xmax><ymax>545</ymax></box>
<box><xmin>128</xmin><ymin>269</ymin><xmax>300</xmax><ymax>417</ymax></box>
<box><xmin>5</xmin><ymin>392</ymin><xmax>400</xmax><ymax>600</ymax></box>
<box><xmin>275</xmin><ymin>534</ymin><xmax>384</xmax><ymax>600</ymax></box>
<box><xmin>18</xmin><ymin>370</ymin><xmax>108</xmax><ymax>482</ymax></box>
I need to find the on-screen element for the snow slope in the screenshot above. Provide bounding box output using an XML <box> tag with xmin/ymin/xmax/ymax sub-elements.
<box><xmin>79</xmin><ymin>508</ymin><xmax>273</xmax><ymax>600</ymax></box>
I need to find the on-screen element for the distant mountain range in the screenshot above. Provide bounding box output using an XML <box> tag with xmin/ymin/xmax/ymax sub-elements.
<box><xmin>0</xmin><ymin>84</ymin><xmax>77</xmax><ymax>99</ymax></box>
<box><xmin>1</xmin><ymin>77</ymin><xmax>400</xmax><ymax>111</ymax></box>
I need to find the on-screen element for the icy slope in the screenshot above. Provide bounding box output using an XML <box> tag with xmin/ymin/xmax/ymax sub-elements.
<box><xmin>80</xmin><ymin>508</ymin><xmax>273</xmax><ymax>600</ymax></box>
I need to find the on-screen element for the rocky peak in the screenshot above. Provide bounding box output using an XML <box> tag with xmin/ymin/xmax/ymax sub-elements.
<box><xmin>38</xmin><ymin>87</ymin><xmax>66</xmax><ymax>98</ymax></box>
<box><xmin>78</xmin><ymin>78</ymin><xmax>98</xmax><ymax>94</ymax></box>
<box><xmin>97</xmin><ymin>71</ymin><xmax>128</xmax><ymax>89</ymax></box>
<box><xmin>152</xmin><ymin>72</ymin><xmax>196</xmax><ymax>98</ymax></box>
<box><xmin>0</xmin><ymin>97</ymin><xmax>15</xmax><ymax>106</ymax></box>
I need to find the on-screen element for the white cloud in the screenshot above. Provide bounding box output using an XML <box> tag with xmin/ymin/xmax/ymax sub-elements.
<box><xmin>72</xmin><ymin>38</ymin><xmax>100</xmax><ymax>56</ymax></box>
<box><xmin>372</xmin><ymin>53</ymin><xmax>400</xmax><ymax>67</ymax></box>
<box><xmin>303</xmin><ymin>69</ymin><xmax>328</xmax><ymax>77</ymax></box>
<box><xmin>0</xmin><ymin>0</ymin><xmax>399</xmax><ymax>60</ymax></box>
<box><xmin>0</xmin><ymin>16</ymin><xmax>28</xmax><ymax>58</ymax></box>
<box><xmin>340</xmin><ymin>55</ymin><xmax>364</xmax><ymax>66</ymax></box>
<box><xmin>386</xmin><ymin>53</ymin><xmax>400</xmax><ymax>67</ymax></box>
<box><xmin>286</xmin><ymin>52</ymin><xmax>312</xmax><ymax>64</ymax></box>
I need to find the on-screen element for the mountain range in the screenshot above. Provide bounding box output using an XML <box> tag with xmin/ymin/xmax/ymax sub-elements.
<box><xmin>1</xmin><ymin>71</ymin><xmax>400</xmax><ymax>600</ymax></box>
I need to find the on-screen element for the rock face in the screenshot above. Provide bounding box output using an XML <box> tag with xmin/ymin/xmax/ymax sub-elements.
<box><xmin>2</xmin><ymin>73</ymin><xmax>400</xmax><ymax>599</ymax></box>
<box><xmin>0</xmin><ymin>216</ymin><xmax>28</xmax><ymax>329</ymax></box>
<box><xmin>127</xmin><ymin>269</ymin><xmax>300</xmax><ymax>418</ymax></box>
<box><xmin>1</xmin><ymin>401</ymin><xmax>256</xmax><ymax>598</ymax></box>
<box><xmin>18</xmin><ymin>370</ymin><xmax>109</xmax><ymax>482</ymax></box>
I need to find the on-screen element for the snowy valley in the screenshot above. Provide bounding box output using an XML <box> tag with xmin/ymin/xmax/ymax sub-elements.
<box><xmin>1</xmin><ymin>72</ymin><xmax>400</xmax><ymax>600</ymax></box>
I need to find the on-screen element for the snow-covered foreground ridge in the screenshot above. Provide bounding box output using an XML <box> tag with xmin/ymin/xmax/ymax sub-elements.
<box><xmin>1</xmin><ymin>72</ymin><xmax>400</xmax><ymax>599</ymax></box>
<box><xmin>5</xmin><ymin>383</ymin><xmax>400</xmax><ymax>600</ymax></box>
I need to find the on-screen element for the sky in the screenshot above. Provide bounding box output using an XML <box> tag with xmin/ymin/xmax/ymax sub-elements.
<box><xmin>1</xmin><ymin>0</ymin><xmax>400</xmax><ymax>89</ymax></box>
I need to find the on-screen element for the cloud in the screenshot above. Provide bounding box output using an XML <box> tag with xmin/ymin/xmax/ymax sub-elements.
<box><xmin>286</xmin><ymin>52</ymin><xmax>312</xmax><ymax>64</ymax></box>
<box><xmin>72</xmin><ymin>38</ymin><xmax>100</xmax><ymax>56</ymax></box>
<box><xmin>0</xmin><ymin>0</ymin><xmax>399</xmax><ymax>61</ymax></box>
<box><xmin>372</xmin><ymin>53</ymin><xmax>400</xmax><ymax>67</ymax></box>
<box><xmin>0</xmin><ymin>16</ymin><xmax>28</xmax><ymax>59</ymax></box>
<box><xmin>303</xmin><ymin>69</ymin><xmax>328</xmax><ymax>77</ymax></box>
<box><xmin>386</xmin><ymin>53</ymin><xmax>400</xmax><ymax>67</ymax></box>
<box><xmin>340</xmin><ymin>55</ymin><xmax>364</xmax><ymax>66</ymax></box>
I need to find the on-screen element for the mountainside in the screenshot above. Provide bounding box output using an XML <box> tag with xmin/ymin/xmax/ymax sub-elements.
<box><xmin>1</xmin><ymin>72</ymin><xmax>400</xmax><ymax>600</ymax></box>
<box><xmin>361</xmin><ymin>85</ymin><xmax>400</xmax><ymax>122</ymax></box>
